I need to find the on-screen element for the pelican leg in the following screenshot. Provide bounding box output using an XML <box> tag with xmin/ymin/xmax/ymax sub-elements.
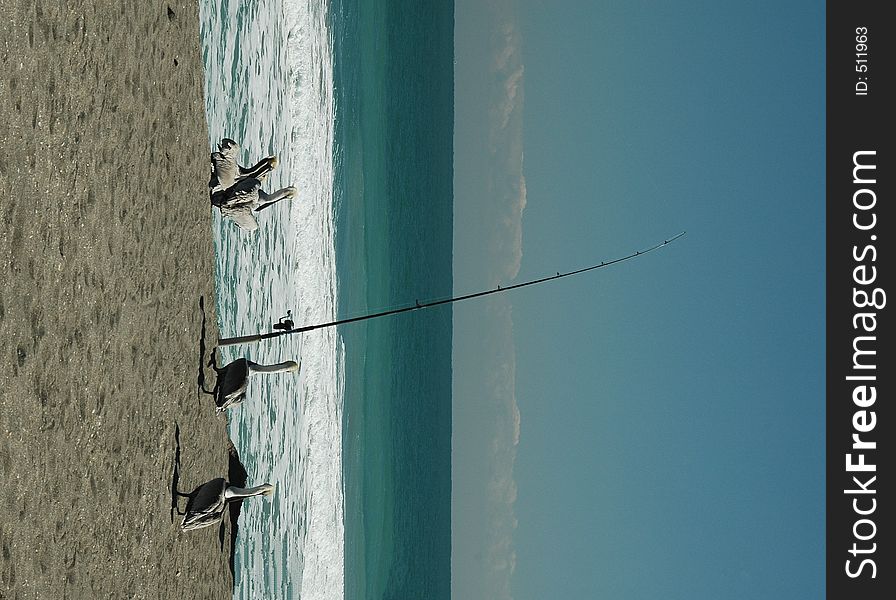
<box><xmin>201</xmin><ymin>348</ymin><xmax>222</xmax><ymax>401</ymax></box>
<box><xmin>208</xmin><ymin>380</ymin><xmax>221</xmax><ymax>404</ymax></box>
<box><xmin>200</xmin><ymin>372</ymin><xmax>218</xmax><ymax>396</ymax></box>
<box><xmin>172</xmin><ymin>490</ymin><xmax>190</xmax><ymax>517</ymax></box>
<box><xmin>207</xmin><ymin>347</ymin><xmax>224</xmax><ymax>373</ymax></box>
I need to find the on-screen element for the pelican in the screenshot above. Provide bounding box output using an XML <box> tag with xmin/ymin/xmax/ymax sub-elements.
<box><xmin>208</xmin><ymin>138</ymin><xmax>278</xmax><ymax>194</ymax></box>
<box><xmin>208</xmin><ymin>351</ymin><xmax>300</xmax><ymax>412</ymax></box>
<box><xmin>177</xmin><ymin>478</ymin><xmax>275</xmax><ymax>531</ymax></box>
<box><xmin>210</xmin><ymin>174</ymin><xmax>298</xmax><ymax>232</ymax></box>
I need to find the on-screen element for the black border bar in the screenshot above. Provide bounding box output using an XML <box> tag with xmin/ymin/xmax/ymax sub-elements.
<box><xmin>827</xmin><ymin>2</ymin><xmax>893</xmax><ymax>598</ymax></box>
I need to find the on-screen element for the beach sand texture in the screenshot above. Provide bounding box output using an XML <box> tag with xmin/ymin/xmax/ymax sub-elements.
<box><xmin>1</xmin><ymin>1</ymin><xmax>238</xmax><ymax>597</ymax></box>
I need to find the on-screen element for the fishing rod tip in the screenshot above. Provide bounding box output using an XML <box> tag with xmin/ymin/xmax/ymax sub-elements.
<box><xmin>665</xmin><ymin>231</ymin><xmax>687</xmax><ymax>244</ymax></box>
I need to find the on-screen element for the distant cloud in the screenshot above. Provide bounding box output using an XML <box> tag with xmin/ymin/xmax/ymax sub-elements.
<box><xmin>486</xmin><ymin>1</ymin><xmax>526</xmax><ymax>285</ymax></box>
<box><xmin>481</xmin><ymin>303</ymin><xmax>521</xmax><ymax>600</ymax></box>
<box><xmin>454</xmin><ymin>1</ymin><xmax>525</xmax><ymax>599</ymax></box>
<box><xmin>482</xmin><ymin>6</ymin><xmax>525</xmax><ymax>588</ymax></box>
<box><xmin>493</xmin><ymin>65</ymin><xmax>523</xmax><ymax>131</ymax></box>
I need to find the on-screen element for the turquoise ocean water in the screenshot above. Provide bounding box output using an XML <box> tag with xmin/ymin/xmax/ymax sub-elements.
<box><xmin>199</xmin><ymin>1</ymin><xmax>453</xmax><ymax>598</ymax></box>
<box><xmin>331</xmin><ymin>2</ymin><xmax>453</xmax><ymax>599</ymax></box>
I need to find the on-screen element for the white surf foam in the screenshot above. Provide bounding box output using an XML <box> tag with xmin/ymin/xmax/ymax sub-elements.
<box><xmin>199</xmin><ymin>0</ymin><xmax>344</xmax><ymax>598</ymax></box>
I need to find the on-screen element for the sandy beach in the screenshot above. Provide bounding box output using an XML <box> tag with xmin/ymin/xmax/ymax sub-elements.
<box><xmin>0</xmin><ymin>1</ymin><xmax>238</xmax><ymax>597</ymax></box>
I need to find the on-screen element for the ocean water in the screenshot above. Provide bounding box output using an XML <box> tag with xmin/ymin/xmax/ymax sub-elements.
<box><xmin>331</xmin><ymin>2</ymin><xmax>453</xmax><ymax>599</ymax></box>
<box><xmin>199</xmin><ymin>0</ymin><xmax>453</xmax><ymax>598</ymax></box>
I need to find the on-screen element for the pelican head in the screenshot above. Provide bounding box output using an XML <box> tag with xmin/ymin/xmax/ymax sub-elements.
<box><xmin>251</xmin><ymin>156</ymin><xmax>279</xmax><ymax>182</ymax></box>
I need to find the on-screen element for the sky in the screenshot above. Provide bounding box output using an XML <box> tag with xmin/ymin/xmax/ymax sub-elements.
<box><xmin>453</xmin><ymin>1</ymin><xmax>825</xmax><ymax>599</ymax></box>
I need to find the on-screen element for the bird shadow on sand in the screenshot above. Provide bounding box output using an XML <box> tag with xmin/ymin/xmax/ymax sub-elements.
<box><xmin>197</xmin><ymin>296</ymin><xmax>218</xmax><ymax>404</ymax></box>
<box><xmin>198</xmin><ymin>296</ymin><xmax>231</xmax><ymax>409</ymax></box>
<box><xmin>170</xmin><ymin>423</ymin><xmax>183</xmax><ymax>522</ymax></box>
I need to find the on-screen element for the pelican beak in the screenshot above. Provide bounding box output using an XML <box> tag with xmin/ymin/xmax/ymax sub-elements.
<box><xmin>263</xmin><ymin>484</ymin><xmax>276</xmax><ymax>496</ymax></box>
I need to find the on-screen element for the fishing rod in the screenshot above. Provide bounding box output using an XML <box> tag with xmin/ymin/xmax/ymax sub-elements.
<box><xmin>217</xmin><ymin>232</ymin><xmax>686</xmax><ymax>347</ymax></box>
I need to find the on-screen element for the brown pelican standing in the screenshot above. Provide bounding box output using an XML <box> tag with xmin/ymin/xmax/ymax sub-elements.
<box><xmin>210</xmin><ymin>173</ymin><xmax>298</xmax><ymax>232</ymax></box>
<box><xmin>208</xmin><ymin>350</ymin><xmax>300</xmax><ymax>412</ymax></box>
<box><xmin>176</xmin><ymin>477</ymin><xmax>275</xmax><ymax>531</ymax></box>
<box><xmin>209</xmin><ymin>138</ymin><xmax>278</xmax><ymax>194</ymax></box>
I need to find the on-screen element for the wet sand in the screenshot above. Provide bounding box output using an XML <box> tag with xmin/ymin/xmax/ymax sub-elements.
<box><xmin>0</xmin><ymin>1</ymin><xmax>237</xmax><ymax>597</ymax></box>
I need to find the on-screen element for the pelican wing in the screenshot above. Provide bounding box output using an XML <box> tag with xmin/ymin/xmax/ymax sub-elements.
<box><xmin>214</xmin><ymin>179</ymin><xmax>262</xmax><ymax>231</ymax></box>
<box><xmin>181</xmin><ymin>504</ymin><xmax>226</xmax><ymax>531</ymax></box>
<box><xmin>218</xmin><ymin>179</ymin><xmax>261</xmax><ymax>206</ymax></box>
<box><xmin>215</xmin><ymin>358</ymin><xmax>251</xmax><ymax>409</ymax></box>
<box><xmin>181</xmin><ymin>478</ymin><xmax>228</xmax><ymax>531</ymax></box>
<box><xmin>221</xmin><ymin>206</ymin><xmax>259</xmax><ymax>232</ymax></box>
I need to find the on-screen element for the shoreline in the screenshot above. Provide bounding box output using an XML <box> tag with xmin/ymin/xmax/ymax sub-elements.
<box><xmin>1</xmin><ymin>1</ymin><xmax>236</xmax><ymax>597</ymax></box>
